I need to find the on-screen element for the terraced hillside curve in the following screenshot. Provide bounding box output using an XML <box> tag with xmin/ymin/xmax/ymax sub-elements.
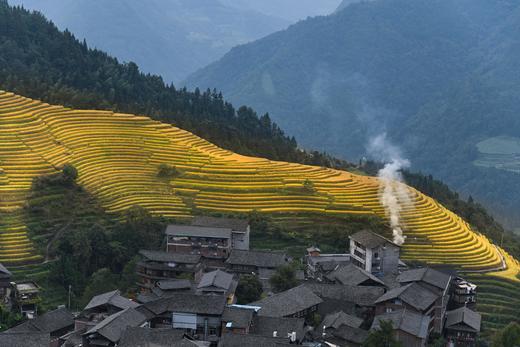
<box><xmin>0</xmin><ymin>90</ymin><xmax>518</xmax><ymax>281</ymax></box>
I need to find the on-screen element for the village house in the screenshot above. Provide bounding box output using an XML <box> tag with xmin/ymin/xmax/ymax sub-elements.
<box><xmin>444</xmin><ymin>306</ymin><xmax>481</xmax><ymax>347</ymax></box>
<box><xmin>6</xmin><ymin>307</ymin><xmax>74</xmax><ymax>347</ymax></box>
<box><xmin>374</xmin><ymin>283</ymin><xmax>439</xmax><ymax>336</ymax></box>
<box><xmin>218</xmin><ymin>333</ymin><xmax>294</xmax><ymax>347</ymax></box>
<box><xmin>451</xmin><ymin>277</ymin><xmax>477</xmax><ymax>309</ymax></box>
<box><xmin>191</xmin><ymin>216</ymin><xmax>250</xmax><ymax>251</ymax></box>
<box><xmin>225</xmin><ymin>249</ymin><xmax>290</xmax><ymax>291</ymax></box>
<box><xmin>11</xmin><ymin>280</ymin><xmax>41</xmax><ymax>318</ymax></box>
<box><xmin>196</xmin><ymin>269</ymin><xmax>238</xmax><ymax>304</ymax></box>
<box><xmin>136</xmin><ymin>250</ymin><xmax>203</xmax><ymax>293</ymax></box>
<box><xmin>349</xmin><ymin>230</ymin><xmax>400</xmax><ymax>275</ymax></box>
<box><xmin>141</xmin><ymin>293</ymin><xmax>227</xmax><ymax>344</ymax></box>
<box><xmin>371</xmin><ymin>309</ymin><xmax>430</xmax><ymax>347</ymax></box>
<box><xmin>221</xmin><ymin>306</ymin><xmax>256</xmax><ymax>335</ymax></box>
<box><xmin>304</xmin><ymin>283</ymin><xmax>385</xmax><ymax>320</ymax></box>
<box><xmin>305</xmin><ymin>246</ymin><xmax>351</xmax><ymax>281</ymax></box>
<box><xmin>251</xmin><ymin>284</ymin><xmax>323</xmax><ymax>318</ymax></box>
<box><xmin>317</xmin><ymin>310</ymin><xmax>368</xmax><ymax>347</ymax></box>
<box><xmin>118</xmin><ymin>327</ymin><xmax>201</xmax><ymax>347</ymax></box>
<box><xmin>325</xmin><ymin>263</ymin><xmax>387</xmax><ymax>287</ymax></box>
<box><xmin>74</xmin><ymin>290</ymin><xmax>140</xmax><ymax>333</ymax></box>
<box><xmin>0</xmin><ymin>331</ymin><xmax>50</xmax><ymax>347</ymax></box>
<box><xmin>165</xmin><ymin>217</ymin><xmax>250</xmax><ymax>267</ymax></box>
<box><xmin>397</xmin><ymin>267</ymin><xmax>452</xmax><ymax>333</ymax></box>
<box><xmin>220</xmin><ymin>305</ymin><xmax>305</xmax><ymax>344</ymax></box>
<box><xmin>82</xmin><ymin>308</ymin><xmax>147</xmax><ymax>347</ymax></box>
<box><xmin>0</xmin><ymin>263</ymin><xmax>11</xmax><ymax>303</ymax></box>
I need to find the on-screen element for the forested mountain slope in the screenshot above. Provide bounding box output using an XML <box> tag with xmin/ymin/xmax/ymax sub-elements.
<box><xmin>185</xmin><ymin>0</ymin><xmax>520</xmax><ymax>229</ymax></box>
<box><xmin>7</xmin><ymin>0</ymin><xmax>290</xmax><ymax>83</ymax></box>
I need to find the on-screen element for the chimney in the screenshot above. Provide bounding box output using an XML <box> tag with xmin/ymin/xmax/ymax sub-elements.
<box><xmin>273</xmin><ymin>331</ymin><xmax>277</xmax><ymax>338</ymax></box>
<box><xmin>290</xmin><ymin>331</ymin><xmax>297</xmax><ymax>342</ymax></box>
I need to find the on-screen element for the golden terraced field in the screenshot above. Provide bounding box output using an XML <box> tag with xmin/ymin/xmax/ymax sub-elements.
<box><xmin>0</xmin><ymin>90</ymin><xmax>518</xmax><ymax>331</ymax></box>
<box><xmin>0</xmin><ymin>90</ymin><xmax>518</xmax><ymax>274</ymax></box>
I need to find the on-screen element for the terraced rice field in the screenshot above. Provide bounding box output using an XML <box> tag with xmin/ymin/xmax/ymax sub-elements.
<box><xmin>0</xmin><ymin>91</ymin><xmax>518</xmax><ymax>329</ymax></box>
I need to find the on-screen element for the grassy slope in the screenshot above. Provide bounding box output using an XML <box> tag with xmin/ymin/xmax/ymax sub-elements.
<box><xmin>0</xmin><ymin>90</ymin><xmax>518</xmax><ymax>331</ymax></box>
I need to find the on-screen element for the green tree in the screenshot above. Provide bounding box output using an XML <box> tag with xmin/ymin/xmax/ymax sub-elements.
<box><xmin>81</xmin><ymin>268</ymin><xmax>119</xmax><ymax>306</ymax></box>
<box><xmin>236</xmin><ymin>274</ymin><xmax>263</xmax><ymax>304</ymax></box>
<box><xmin>269</xmin><ymin>264</ymin><xmax>298</xmax><ymax>293</ymax></box>
<box><xmin>363</xmin><ymin>320</ymin><xmax>402</xmax><ymax>347</ymax></box>
<box><xmin>157</xmin><ymin>163</ymin><xmax>181</xmax><ymax>179</ymax></box>
<box><xmin>0</xmin><ymin>306</ymin><xmax>22</xmax><ymax>331</ymax></box>
<box><xmin>303</xmin><ymin>179</ymin><xmax>316</xmax><ymax>193</ymax></box>
<box><xmin>492</xmin><ymin>322</ymin><xmax>520</xmax><ymax>347</ymax></box>
<box><xmin>62</xmin><ymin>163</ymin><xmax>78</xmax><ymax>181</ymax></box>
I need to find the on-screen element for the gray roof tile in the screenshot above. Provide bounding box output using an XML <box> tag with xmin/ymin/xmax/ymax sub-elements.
<box><xmin>139</xmin><ymin>250</ymin><xmax>201</xmax><ymax>264</ymax></box>
<box><xmin>250</xmin><ymin>316</ymin><xmax>305</xmax><ymax>339</ymax></box>
<box><xmin>445</xmin><ymin>307</ymin><xmax>481</xmax><ymax>332</ymax></box>
<box><xmin>375</xmin><ymin>283</ymin><xmax>438</xmax><ymax>311</ymax></box>
<box><xmin>322</xmin><ymin>311</ymin><xmax>363</xmax><ymax>329</ymax></box>
<box><xmin>7</xmin><ymin>307</ymin><xmax>74</xmax><ymax>334</ymax></box>
<box><xmin>0</xmin><ymin>332</ymin><xmax>50</xmax><ymax>347</ymax></box>
<box><xmin>350</xmin><ymin>230</ymin><xmax>399</xmax><ymax>248</ymax></box>
<box><xmin>222</xmin><ymin>307</ymin><xmax>254</xmax><ymax>329</ymax></box>
<box><xmin>226</xmin><ymin>250</ymin><xmax>288</xmax><ymax>268</ymax></box>
<box><xmin>371</xmin><ymin>310</ymin><xmax>430</xmax><ymax>339</ymax></box>
<box><xmin>144</xmin><ymin>293</ymin><xmax>227</xmax><ymax>316</ymax></box>
<box><xmin>198</xmin><ymin>270</ymin><xmax>234</xmax><ymax>290</ymax></box>
<box><xmin>251</xmin><ymin>285</ymin><xmax>323</xmax><ymax>317</ymax></box>
<box><xmin>84</xmin><ymin>308</ymin><xmax>147</xmax><ymax>343</ymax></box>
<box><xmin>119</xmin><ymin>327</ymin><xmax>197</xmax><ymax>347</ymax></box>
<box><xmin>397</xmin><ymin>267</ymin><xmax>451</xmax><ymax>290</ymax></box>
<box><xmin>83</xmin><ymin>290</ymin><xmax>139</xmax><ymax>311</ymax></box>
<box><xmin>166</xmin><ymin>225</ymin><xmax>232</xmax><ymax>239</ymax></box>
<box><xmin>304</xmin><ymin>283</ymin><xmax>385</xmax><ymax>306</ymax></box>
<box><xmin>192</xmin><ymin>216</ymin><xmax>249</xmax><ymax>232</ymax></box>
<box><xmin>325</xmin><ymin>263</ymin><xmax>386</xmax><ymax>286</ymax></box>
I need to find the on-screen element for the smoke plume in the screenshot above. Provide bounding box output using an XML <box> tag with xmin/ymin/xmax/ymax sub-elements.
<box><xmin>368</xmin><ymin>134</ymin><xmax>411</xmax><ymax>245</ymax></box>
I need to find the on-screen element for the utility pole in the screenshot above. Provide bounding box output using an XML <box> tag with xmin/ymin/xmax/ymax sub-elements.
<box><xmin>68</xmin><ymin>285</ymin><xmax>72</xmax><ymax>309</ymax></box>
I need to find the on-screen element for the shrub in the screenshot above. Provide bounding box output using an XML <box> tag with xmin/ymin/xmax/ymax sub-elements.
<box><xmin>157</xmin><ymin>163</ymin><xmax>181</xmax><ymax>179</ymax></box>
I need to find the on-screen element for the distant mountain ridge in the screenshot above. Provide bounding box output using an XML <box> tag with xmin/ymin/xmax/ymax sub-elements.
<box><xmin>185</xmin><ymin>0</ymin><xmax>520</xmax><ymax>229</ymax></box>
<box><xmin>7</xmin><ymin>0</ymin><xmax>290</xmax><ymax>83</ymax></box>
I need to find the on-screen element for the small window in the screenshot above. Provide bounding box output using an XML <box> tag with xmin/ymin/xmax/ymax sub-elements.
<box><xmin>386</xmin><ymin>307</ymin><xmax>392</xmax><ymax>313</ymax></box>
<box><xmin>374</xmin><ymin>252</ymin><xmax>379</xmax><ymax>259</ymax></box>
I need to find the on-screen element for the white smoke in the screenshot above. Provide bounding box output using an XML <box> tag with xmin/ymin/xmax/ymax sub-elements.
<box><xmin>368</xmin><ymin>134</ymin><xmax>411</xmax><ymax>245</ymax></box>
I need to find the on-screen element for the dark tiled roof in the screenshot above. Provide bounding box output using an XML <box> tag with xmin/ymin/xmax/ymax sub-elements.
<box><xmin>226</xmin><ymin>250</ymin><xmax>288</xmax><ymax>268</ymax></box>
<box><xmin>331</xmin><ymin>325</ymin><xmax>369</xmax><ymax>344</ymax></box>
<box><xmin>397</xmin><ymin>267</ymin><xmax>451</xmax><ymax>291</ymax></box>
<box><xmin>83</xmin><ymin>289</ymin><xmax>139</xmax><ymax>311</ymax></box>
<box><xmin>304</xmin><ymin>283</ymin><xmax>385</xmax><ymax>306</ymax></box>
<box><xmin>119</xmin><ymin>327</ymin><xmax>196</xmax><ymax>347</ymax></box>
<box><xmin>322</xmin><ymin>311</ymin><xmax>363</xmax><ymax>329</ymax></box>
<box><xmin>0</xmin><ymin>332</ymin><xmax>50</xmax><ymax>347</ymax></box>
<box><xmin>192</xmin><ymin>216</ymin><xmax>249</xmax><ymax>232</ymax></box>
<box><xmin>325</xmin><ymin>263</ymin><xmax>386</xmax><ymax>286</ymax></box>
<box><xmin>144</xmin><ymin>293</ymin><xmax>226</xmax><ymax>316</ymax></box>
<box><xmin>222</xmin><ymin>307</ymin><xmax>254</xmax><ymax>329</ymax></box>
<box><xmin>139</xmin><ymin>250</ymin><xmax>201</xmax><ymax>264</ymax></box>
<box><xmin>166</xmin><ymin>224</ymin><xmax>232</xmax><ymax>239</ymax></box>
<box><xmin>250</xmin><ymin>316</ymin><xmax>305</xmax><ymax>339</ymax></box>
<box><xmin>157</xmin><ymin>279</ymin><xmax>193</xmax><ymax>291</ymax></box>
<box><xmin>7</xmin><ymin>307</ymin><xmax>74</xmax><ymax>334</ymax></box>
<box><xmin>371</xmin><ymin>310</ymin><xmax>430</xmax><ymax>339</ymax></box>
<box><xmin>350</xmin><ymin>230</ymin><xmax>399</xmax><ymax>248</ymax></box>
<box><xmin>84</xmin><ymin>308</ymin><xmax>147</xmax><ymax>343</ymax></box>
<box><xmin>198</xmin><ymin>270</ymin><xmax>234</xmax><ymax>290</ymax></box>
<box><xmin>445</xmin><ymin>307</ymin><xmax>481</xmax><ymax>332</ymax></box>
<box><xmin>251</xmin><ymin>285</ymin><xmax>323</xmax><ymax>317</ymax></box>
<box><xmin>218</xmin><ymin>333</ymin><xmax>292</xmax><ymax>347</ymax></box>
<box><xmin>375</xmin><ymin>283</ymin><xmax>438</xmax><ymax>311</ymax></box>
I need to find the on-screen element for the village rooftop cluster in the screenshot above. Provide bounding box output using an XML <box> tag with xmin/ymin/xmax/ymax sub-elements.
<box><xmin>0</xmin><ymin>217</ymin><xmax>481</xmax><ymax>347</ymax></box>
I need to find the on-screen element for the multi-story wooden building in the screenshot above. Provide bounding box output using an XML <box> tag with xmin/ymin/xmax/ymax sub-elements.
<box><xmin>136</xmin><ymin>250</ymin><xmax>203</xmax><ymax>293</ymax></box>
<box><xmin>349</xmin><ymin>230</ymin><xmax>400</xmax><ymax>276</ymax></box>
<box><xmin>397</xmin><ymin>267</ymin><xmax>452</xmax><ymax>333</ymax></box>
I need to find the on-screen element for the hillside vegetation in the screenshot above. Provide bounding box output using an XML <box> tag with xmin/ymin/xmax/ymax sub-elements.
<box><xmin>185</xmin><ymin>0</ymin><xmax>520</xmax><ymax>229</ymax></box>
<box><xmin>0</xmin><ymin>90</ymin><xmax>518</xmax><ymax>331</ymax></box>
